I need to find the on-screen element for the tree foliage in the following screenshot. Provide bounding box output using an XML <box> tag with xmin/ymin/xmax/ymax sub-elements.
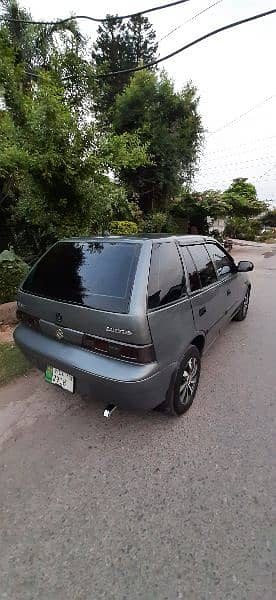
<box><xmin>261</xmin><ymin>208</ymin><xmax>276</xmax><ymax>227</ymax></box>
<box><xmin>170</xmin><ymin>189</ymin><xmax>229</xmax><ymax>234</ymax></box>
<box><xmin>223</xmin><ymin>178</ymin><xmax>266</xmax><ymax>217</ymax></box>
<box><xmin>224</xmin><ymin>217</ymin><xmax>262</xmax><ymax>241</ymax></box>
<box><xmin>113</xmin><ymin>70</ymin><xmax>203</xmax><ymax>212</ymax></box>
<box><xmin>92</xmin><ymin>14</ymin><xmax>158</xmax><ymax>117</ymax></box>
<box><xmin>0</xmin><ymin>1</ymin><xmax>148</xmax><ymax>260</ymax></box>
<box><xmin>0</xmin><ymin>247</ymin><xmax>28</xmax><ymax>303</ymax></box>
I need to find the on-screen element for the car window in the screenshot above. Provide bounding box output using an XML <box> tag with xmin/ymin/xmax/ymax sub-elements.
<box><xmin>179</xmin><ymin>246</ymin><xmax>201</xmax><ymax>292</ymax></box>
<box><xmin>188</xmin><ymin>244</ymin><xmax>217</xmax><ymax>288</ymax></box>
<box><xmin>148</xmin><ymin>242</ymin><xmax>186</xmax><ymax>309</ymax></box>
<box><xmin>206</xmin><ymin>243</ymin><xmax>234</xmax><ymax>279</ymax></box>
<box><xmin>22</xmin><ymin>241</ymin><xmax>140</xmax><ymax>313</ymax></box>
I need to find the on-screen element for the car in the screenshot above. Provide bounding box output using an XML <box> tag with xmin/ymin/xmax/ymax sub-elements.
<box><xmin>14</xmin><ymin>235</ymin><xmax>254</xmax><ymax>417</ymax></box>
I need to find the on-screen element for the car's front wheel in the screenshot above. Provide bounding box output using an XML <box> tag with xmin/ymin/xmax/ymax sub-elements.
<box><xmin>169</xmin><ymin>345</ymin><xmax>201</xmax><ymax>416</ymax></box>
<box><xmin>233</xmin><ymin>287</ymin><xmax>250</xmax><ymax>322</ymax></box>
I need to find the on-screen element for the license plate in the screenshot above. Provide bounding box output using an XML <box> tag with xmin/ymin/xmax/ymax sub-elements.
<box><xmin>45</xmin><ymin>366</ymin><xmax>74</xmax><ymax>393</ymax></box>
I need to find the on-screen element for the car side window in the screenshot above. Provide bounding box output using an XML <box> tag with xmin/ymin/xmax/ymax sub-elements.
<box><xmin>179</xmin><ymin>246</ymin><xmax>201</xmax><ymax>292</ymax></box>
<box><xmin>147</xmin><ymin>242</ymin><xmax>186</xmax><ymax>309</ymax></box>
<box><xmin>206</xmin><ymin>243</ymin><xmax>234</xmax><ymax>279</ymax></box>
<box><xmin>188</xmin><ymin>244</ymin><xmax>217</xmax><ymax>288</ymax></box>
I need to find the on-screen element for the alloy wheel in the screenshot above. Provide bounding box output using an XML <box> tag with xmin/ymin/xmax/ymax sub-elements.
<box><xmin>242</xmin><ymin>290</ymin><xmax>250</xmax><ymax>317</ymax></box>
<box><xmin>179</xmin><ymin>356</ymin><xmax>199</xmax><ymax>406</ymax></box>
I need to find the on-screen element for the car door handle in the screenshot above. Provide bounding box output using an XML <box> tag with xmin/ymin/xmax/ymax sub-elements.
<box><xmin>199</xmin><ymin>306</ymin><xmax>206</xmax><ymax>317</ymax></box>
<box><xmin>227</xmin><ymin>289</ymin><xmax>231</xmax><ymax>296</ymax></box>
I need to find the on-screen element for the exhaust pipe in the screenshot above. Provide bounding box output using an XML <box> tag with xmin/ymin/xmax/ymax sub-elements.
<box><xmin>103</xmin><ymin>404</ymin><xmax>117</xmax><ymax>418</ymax></box>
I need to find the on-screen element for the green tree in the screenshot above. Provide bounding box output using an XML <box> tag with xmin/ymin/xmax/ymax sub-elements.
<box><xmin>261</xmin><ymin>208</ymin><xmax>276</xmax><ymax>227</ymax></box>
<box><xmin>0</xmin><ymin>1</ymin><xmax>83</xmax><ymax>81</ymax></box>
<box><xmin>113</xmin><ymin>70</ymin><xmax>203</xmax><ymax>212</ymax></box>
<box><xmin>223</xmin><ymin>178</ymin><xmax>266</xmax><ymax>217</ymax></box>
<box><xmin>170</xmin><ymin>189</ymin><xmax>229</xmax><ymax>234</ymax></box>
<box><xmin>224</xmin><ymin>217</ymin><xmax>262</xmax><ymax>241</ymax></box>
<box><xmin>0</xmin><ymin>2</ymin><xmax>149</xmax><ymax>260</ymax></box>
<box><xmin>92</xmin><ymin>14</ymin><xmax>158</xmax><ymax>116</ymax></box>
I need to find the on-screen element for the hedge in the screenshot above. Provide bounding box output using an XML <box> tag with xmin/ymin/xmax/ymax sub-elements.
<box><xmin>109</xmin><ymin>221</ymin><xmax>138</xmax><ymax>235</ymax></box>
<box><xmin>0</xmin><ymin>249</ymin><xmax>29</xmax><ymax>304</ymax></box>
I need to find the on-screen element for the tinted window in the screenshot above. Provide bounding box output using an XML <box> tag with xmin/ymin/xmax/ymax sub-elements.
<box><xmin>180</xmin><ymin>246</ymin><xmax>201</xmax><ymax>292</ymax></box>
<box><xmin>148</xmin><ymin>242</ymin><xmax>186</xmax><ymax>309</ymax></box>
<box><xmin>22</xmin><ymin>241</ymin><xmax>140</xmax><ymax>313</ymax></box>
<box><xmin>188</xmin><ymin>244</ymin><xmax>217</xmax><ymax>288</ymax></box>
<box><xmin>206</xmin><ymin>243</ymin><xmax>233</xmax><ymax>279</ymax></box>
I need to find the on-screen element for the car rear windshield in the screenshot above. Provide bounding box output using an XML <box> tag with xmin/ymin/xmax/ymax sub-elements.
<box><xmin>22</xmin><ymin>241</ymin><xmax>140</xmax><ymax>313</ymax></box>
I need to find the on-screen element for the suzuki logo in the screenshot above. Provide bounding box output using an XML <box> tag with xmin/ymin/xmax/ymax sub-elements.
<box><xmin>56</xmin><ymin>328</ymin><xmax>64</xmax><ymax>340</ymax></box>
<box><xmin>56</xmin><ymin>312</ymin><xmax>62</xmax><ymax>324</ymax></box>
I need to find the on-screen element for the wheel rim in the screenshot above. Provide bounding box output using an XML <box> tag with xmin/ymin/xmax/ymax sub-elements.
<box><xmin>179</xmin><ymin>356</ymin><xmax>199</xmax><ymax>406</ymax></box>
<box><xmin>242</xmin><ymin>291</ymin><xmax>249</xmax><ymax>316</ymax></box>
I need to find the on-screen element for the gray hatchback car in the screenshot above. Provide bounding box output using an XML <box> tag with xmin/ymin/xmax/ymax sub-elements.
<box><xmin>14</xmin><ymin>235</ymin><xmax>253</xmax><ymax>416</ymax></box>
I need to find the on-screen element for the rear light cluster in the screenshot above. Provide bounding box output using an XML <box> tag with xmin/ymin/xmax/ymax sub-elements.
<box><xmin>16</xmin><ymin>309</ymin><xmax>40</xmax><ymax>330</ymax></box>
<box><xmin>82</xmin><ymin>334</ymin><xmax>155</xmax><ymax>364</ymax></box>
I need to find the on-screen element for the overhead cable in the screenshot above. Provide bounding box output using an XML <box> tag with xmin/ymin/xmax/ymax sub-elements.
<box><xmin>158</xmin><ymin>0</ymin><xmax>223</xmax><ymax>43</ymax></box>
<box><xmin>99</xmin><ymin>8</ymin><xmax>276</xmax><ymax>76</ymax></box>
<box><xmin>0</xmin><ymin>1</ymin><xmax>192</xmax><ymax>25</ymax></box>
<box><xmin>209</xmin><ymin>94</ymin><xmax>276</xmax><ymax>136</ymax></box>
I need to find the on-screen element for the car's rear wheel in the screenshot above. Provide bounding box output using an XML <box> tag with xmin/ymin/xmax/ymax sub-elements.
<box><xmin>167</xmin><ymin>346</ymin><xmax>201</xmax><ymax>416</ymax></box>
<box><xmin>233</xmin><ymin>288</ymin><xmax>250</xmax><ymax>322</ymax></box>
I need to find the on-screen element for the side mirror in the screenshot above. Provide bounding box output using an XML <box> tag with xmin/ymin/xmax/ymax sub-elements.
<box><xmin>237</xmin><ymin>260</ymin><xmax>254</xmax><ymax>272</ymax></box>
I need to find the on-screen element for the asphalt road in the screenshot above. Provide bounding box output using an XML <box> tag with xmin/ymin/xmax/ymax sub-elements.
<box><xmin>0</xmin><ymin>245</ymin><xmax>275</xmax><ymax>600</ymax></box>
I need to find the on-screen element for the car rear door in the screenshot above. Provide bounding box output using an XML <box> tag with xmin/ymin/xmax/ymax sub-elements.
<box><xmin>179</xmin><ymin>244</ymin><xmax>227</xmax><ymax>348</ymax></box>
<box><xmin>147</xmin><ymin>241</ymin><xmax>195</xmax><ymax>366</ymax></box>
<box><xmin>205</xmin><ymin>242</ymin><xmax>242</xmax><ymax>319</ymax></box>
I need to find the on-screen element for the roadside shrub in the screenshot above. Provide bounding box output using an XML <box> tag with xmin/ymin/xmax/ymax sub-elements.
<box><xmin>256</xmin><ymin>229</ymin><xmax>276</xmax><ymax>242</ymax></box>
<box><xmin>224</xmin><ymin>217</ymin><xmax>261</xmax><ymax>241</ymax></box>
<box><xmin>109</xmin><ymin>220</ymin><xmax>138</xmax><ymax>235</ymax></box>
<box><xmin>141</xmin><ymin>211</ymin><xmax>185</xmax><ymax>234</ymax></box>
<box><xmin>141</xmin><ymin>212</ymin><xmax>168</xmax><ymax>233</ymax></box>
<box><xmin>0</xmin><ymin>249</ymin><xmax>29</xmax><ymax>304</ymax></box>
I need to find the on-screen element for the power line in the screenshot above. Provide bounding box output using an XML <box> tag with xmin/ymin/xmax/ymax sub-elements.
<box><xmin>198</xmin><ymin>156</ymin><xmax>275</xmax><ymax>171</ymax></box>
<box><xmin>198</xmin><ymin>163</ymin><xmax>276</xmax><ymax>178</ymax></box>
<box><xmin>203</xmin><ymin>135</ymin><xmax>276</xmax><ymax>157</ymax></box>
<box><xmin>158</xmin><ymin>0</ymin><xmax>223</xmax><ymax>43</ymax></box>
<box><xmin>98</xmin><ymin>8</ymin><xmax>276</xmax><ymax>76</ymax></box>
<box><xmin>209</xmin><ymin>94</ymin><xmax>276</xmax><ymax>136</ymax></box>
<box><xmin>0</xmin><ymin>1</ymin><xmax>192</xmax><ymax>25</ymax></box>
<box><xmin>256</xmin><ymin>164</ymin><xmax>276</xmax><ymax>181</ymax></box>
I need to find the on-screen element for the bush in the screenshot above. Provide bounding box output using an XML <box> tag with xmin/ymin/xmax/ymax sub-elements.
<box><xmin>109</xmin><ymin>221</ymin><xmax>138</xmax><ymax>235</ymax></box>
<box><xmin>0</xmin><ymin>249</ymin><xmax>29</xmax><ymax>304</ymax></box>
<box><xmin>257</xmin><ymin>230</ymin><xmax>276</xmax><ymax>242</ymax></box>
<box><xmin>224</xmin><ymin>217</ymin><xmax>262</xmax><ymax>241</ymax></box>
<box><xmin>140</xmin><ymin>211</ymin><xmax>180</xmax><ymax>234</ymax></box>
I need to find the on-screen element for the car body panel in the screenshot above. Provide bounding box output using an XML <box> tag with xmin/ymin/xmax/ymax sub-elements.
<box><xmin>147</xmin><ymin>295</ymin><xmax>195</xmax><ymax>367</ymax></box>
<box><xmin>188</xmin><ymin>281</ymin><xmax>226</xmax><ymax>347</ymax></box>
<box><xmin>14</xmin><ymin>324</ymin><xmax>175</xmax><ymax>411</ymax></box>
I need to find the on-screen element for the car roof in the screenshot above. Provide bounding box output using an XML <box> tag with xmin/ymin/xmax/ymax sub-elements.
<box><xmin>62</xmin><ymin>234</ymin><xmax>216</xmax><ymax>245</ymax></box>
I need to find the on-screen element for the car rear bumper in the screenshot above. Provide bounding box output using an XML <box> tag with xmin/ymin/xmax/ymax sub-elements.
<box><xmin>14</xmin><ymin>325</ymin><xmax>176</xmax><ymax>411</ymax></box>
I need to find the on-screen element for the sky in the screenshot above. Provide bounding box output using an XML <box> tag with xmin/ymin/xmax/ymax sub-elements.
<box><xmin>21</xmin><ymin>0</ymin><xmax>276</xmax><ymax>205</ymax></box>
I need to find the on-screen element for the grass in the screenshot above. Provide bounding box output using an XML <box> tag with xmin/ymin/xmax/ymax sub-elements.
<box><xmin>0</xmin><ymin>342</ymin><xmax>31</xmax><ymax>386</ymax></box>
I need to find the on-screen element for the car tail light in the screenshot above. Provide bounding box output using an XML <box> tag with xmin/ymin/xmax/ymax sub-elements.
<box><xmin>16</xmin><ymin>309</ymin><xmax>40</xmax><ymax>330</ymax></box>
<box><xmin>82</xmin><ymin>334</ymin><xmax>155</xmax><ymax>364</ymax></box>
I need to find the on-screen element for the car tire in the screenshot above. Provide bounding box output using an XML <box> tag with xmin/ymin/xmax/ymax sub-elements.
<box><xmin>232</xmin><ymin>288</ymin><xmax>250</xmax><ymax>322</ymax></box>
<box><xmin>166</xmin><ymin>345</ymin><xmax>201</xmax><ymax>416</ymax></box>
